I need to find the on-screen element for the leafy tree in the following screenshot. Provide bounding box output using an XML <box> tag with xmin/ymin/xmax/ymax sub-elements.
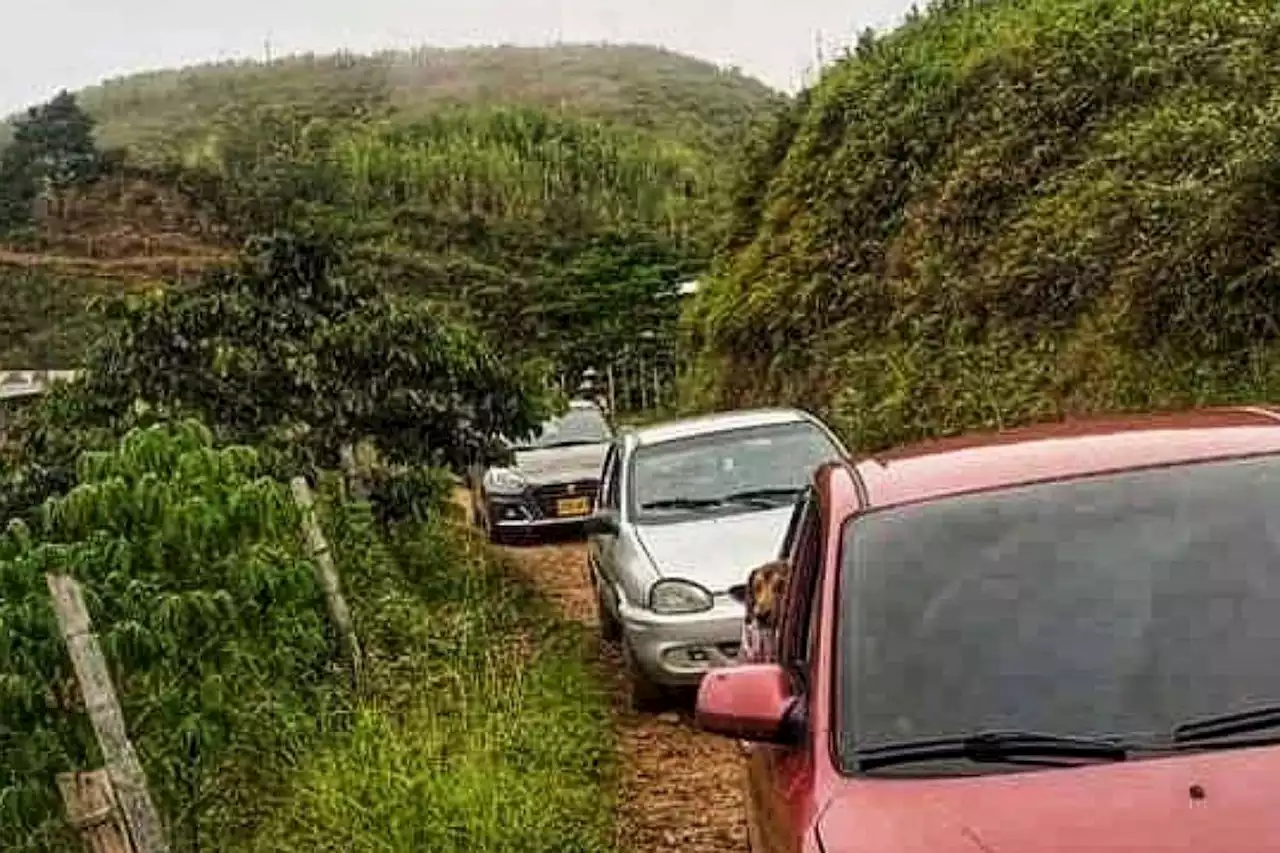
<box><xmin>0</xmin><ymin>91</ymin><xmax>103</xmax><ymax>230</ymax></box>
<box><xmin>77</xmin><ymin>231</ymin><xmax>553</xmax><ymax>472</ymax></box>
<box><xmin>0</xmin><ymin>421</ymin><xmax>336</xmax><ymax>852</ymax></box>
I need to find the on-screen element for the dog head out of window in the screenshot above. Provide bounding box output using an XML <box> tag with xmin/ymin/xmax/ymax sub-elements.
<box><xmin>730</xmin><ymin>559</ymin><xmax>790</xmax><ymax>630</ymax></box>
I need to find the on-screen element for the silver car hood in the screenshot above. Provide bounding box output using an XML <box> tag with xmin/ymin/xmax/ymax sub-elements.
<box><xmin>512</xmin><ymin>443</ymin><xmax>609</xmax><ymax>485</ymax></box>
<box><xmin>634</xmin><ymin>506</ymin><xmax>795</xmax><ymax>593</ymax></box>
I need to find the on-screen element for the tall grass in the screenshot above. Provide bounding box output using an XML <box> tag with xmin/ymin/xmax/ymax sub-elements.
<box><xmin>242</xmin><ymin>507</ymin><xmax>617</xmax><ymax>853</ymax></box>
<box><xmin>243</xmin><ymin>631</ymin><xmax>615</xmax><ymax>853</ymax></box>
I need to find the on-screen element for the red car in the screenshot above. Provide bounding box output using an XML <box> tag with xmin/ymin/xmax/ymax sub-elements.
<box><xmin>697</xmin><ymin>408</ymin><xmax>1280</xmax><ymax>852</ymax></box>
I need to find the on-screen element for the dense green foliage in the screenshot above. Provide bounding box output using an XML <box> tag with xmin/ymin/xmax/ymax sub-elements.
<box><xmin>1</xmin><ymin>421</ymin><xmax>617</xmax><ymax>853</ymax></box>
<box><xmin>0</xmin><ymin>265</ymin><xmax>148</xmax><ymax>366</ymax></box>
<box><xmin>77</xmin><ymin>232</ymin><xmax>552</xmax><ymax>470</ymax></box>
<box><xmin>0</xmin><ymin>422</ymin><xmax>335</xmax><ymax>851</ymax></box>
<box><xmin>0</xmin><ymin>230</ymin><xmax>551</xmax><ymax>539</ymax></box>
<box><xmin>688</xmin><ymin>0</ymin><xmax>1280</xmax><ymax>450</ymax></box>
<box><xmin>165</xmin><ymin>105</ymin><xmax>704</xmax><ymax>237</ymax></box>
<box><xmin>65</xmin><ymin>44</ymin><xmax>779</xmax><ymax>156</ymax></box>
<box><xmin>147</xmin><ymin>103</ymin><xmax>707</xmax><ymax>389</ymax></box>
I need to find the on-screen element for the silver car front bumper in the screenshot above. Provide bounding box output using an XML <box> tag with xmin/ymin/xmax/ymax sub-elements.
<box><xmin>618</xmin><ymin>596</ymin><xmax>745</xmax><ymax>687</ymax></box>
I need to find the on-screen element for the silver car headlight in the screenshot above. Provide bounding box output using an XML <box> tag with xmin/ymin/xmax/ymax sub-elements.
<box><xmin>484</xmin><ymin>467</ymin><xmax>527</xmax><ymax>495</ymax></box>
<box><xmin>649</xmin><ymin>578</ymin><xmax>714</xmax><ymax>614</ymax></box>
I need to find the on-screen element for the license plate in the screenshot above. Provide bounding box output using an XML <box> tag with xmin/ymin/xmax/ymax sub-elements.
<box><xmin>556</xmin><ymin>496</ymin><xmax>591</xmax><ymax>517</ymax></box>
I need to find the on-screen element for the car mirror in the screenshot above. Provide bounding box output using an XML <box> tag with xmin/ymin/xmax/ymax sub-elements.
<box><xmin>727</xmin><ymin>583</ymin><xmax>747</xmax><ymax>604</ymax></box>
<box><xmin>583</xmin><ymin>510</ymin><xmax>619</xmax><ymax>536</ymax></box>
<box><xmin>695</xmin><ymin>663</ymin><xmax>799</xmax><ymax>744</ymax></box>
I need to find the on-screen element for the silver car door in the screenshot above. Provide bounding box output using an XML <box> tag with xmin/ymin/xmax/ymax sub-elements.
<box><xmin>590</xmin><ymin>443</ymin><xmax>622</xmax><ymax>586</ymax></box>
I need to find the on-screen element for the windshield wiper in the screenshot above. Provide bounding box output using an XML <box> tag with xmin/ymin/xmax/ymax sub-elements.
<box><xmin>640</xmin><ymin>497</ymin><xmax>724</xmax><ymax>511</ymax></box>
<box><xmin>1173</xmin><ymin>704</ymin><xmax>1280</xmax><ymax>744</ymax></box>
<box><xmin>718</xmin><ymin>486</ymin><xmax>804</xmax><ymax>508</ymax></box>
<box><xmin>855</xmin><ymin>730</ymin><xmax>1130</xmax><ymax>771</ymax></box>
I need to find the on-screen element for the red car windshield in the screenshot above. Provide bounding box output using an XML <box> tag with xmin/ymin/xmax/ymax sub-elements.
<box><xmin>838</xmin><ymin>453</ymin><xmax>1280</xmax><ymax>773</ymax></box>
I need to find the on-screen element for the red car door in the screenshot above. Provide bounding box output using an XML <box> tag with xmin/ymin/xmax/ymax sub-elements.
<box><xmin>746</xmin><ymin>488</ymin><xmax>824</xmax><ymax>853</ymax></box>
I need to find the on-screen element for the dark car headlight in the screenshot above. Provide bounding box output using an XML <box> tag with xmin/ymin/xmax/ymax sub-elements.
<box><xmin>483</xmin><ymin>467</ymin><xmax>527</xmax><ymax>495</ymax></box>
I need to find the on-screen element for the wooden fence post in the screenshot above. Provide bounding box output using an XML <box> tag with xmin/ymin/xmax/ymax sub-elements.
<box><xmin>57</xmin><ymin>770</ymin><xmax>135</xmax><ymax>853</ymax></box>
<box><xmin>46</xmin><ymin>574</ymin><xmax>170</xmax><ymax>853</ymax></box>
<box><xmin>290</xmin><ymin>476</ymin><xmax>363</xmax><ymax>691</ymax></box>
<box><xmin>338</xmin><ymin>443</ymin><xmax>370</xmax><ymax>501</ymax></box>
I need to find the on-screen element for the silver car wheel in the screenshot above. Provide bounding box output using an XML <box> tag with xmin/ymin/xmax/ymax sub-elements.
<box><xmin>596</xmin><ymin>582</ymin><xmax>622</xmax><ymax>643</ymax></box>
<box><xmin>622</xmin><ymin>636</ymin><xmax>668</xmax><ymax>713</ymax></box>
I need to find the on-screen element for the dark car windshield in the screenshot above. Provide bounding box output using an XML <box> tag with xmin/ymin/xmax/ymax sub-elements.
<box><xmin>838</xmin><ymin>453</ymin><xmax>1280</xmax><ymax>774</ymax></box>
<box><xmin>629</xmin><ymin>420</ymin><xmax>842</xmax><ymax>523</ymax></box>
<box><xmin>514</xmin><ymin>405</ymin><xmax>612</xmax><ymax>450</ymax></box>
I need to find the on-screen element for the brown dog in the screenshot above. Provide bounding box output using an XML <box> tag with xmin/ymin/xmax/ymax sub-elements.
<box><xmin>747</xmin><ymin>559</ymin><xmax>789</xmax><ymax>630</ymax></box>
<box><xmin>731</xmin><ymin>559</ymin><xmax>790</xmax><ymax>664</ymax></box>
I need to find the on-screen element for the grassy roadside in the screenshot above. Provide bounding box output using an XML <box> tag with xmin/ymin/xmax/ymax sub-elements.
<box><xmin>240</xmin><ymin>498</ymin><xmax>618</xmax><ymax>853</ymax></box>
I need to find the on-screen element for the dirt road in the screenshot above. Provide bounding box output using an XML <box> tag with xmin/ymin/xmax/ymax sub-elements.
<box><xmin>510</xmin><ymin>541</ymin><xmax>748</xmax><ymax>853</ymax></box>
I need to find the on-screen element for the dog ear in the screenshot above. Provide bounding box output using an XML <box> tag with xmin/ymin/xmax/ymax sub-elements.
<box><xmin>735</xmin><ymin>564</ymin><xmax>767</xmax><ymax>609</ymax></box>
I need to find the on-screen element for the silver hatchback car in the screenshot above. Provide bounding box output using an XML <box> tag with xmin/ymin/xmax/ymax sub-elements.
<box><xmin>584</xmin><ymin>407</ymin><xmax>847</xmax><ymax>710</ymax></box>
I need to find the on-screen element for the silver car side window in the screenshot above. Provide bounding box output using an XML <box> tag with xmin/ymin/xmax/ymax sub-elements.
<box><xmin>600</xmin><ymin>444</ymin><xmax>622</xmax><ymax>510</ymax></box>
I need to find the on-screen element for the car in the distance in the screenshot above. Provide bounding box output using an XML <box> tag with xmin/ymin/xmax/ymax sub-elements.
<box><xmin>584</xmin><ymin>407</ymin><xmax>847</xmax><ymax>710</ymax></box>
<box><xmin>469</xmin><ymin>399</ymin><xmax>613</xmax><ymax>544</ymax></box>
<box><xmin>695</xmin><ymin>407</ymin><xmax>1280</xmax><ymax>853</ymax></box>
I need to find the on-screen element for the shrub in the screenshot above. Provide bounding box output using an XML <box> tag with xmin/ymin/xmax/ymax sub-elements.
<box><xmin>0</xmin><ymin>420</ymin><xmax>338</xmax><ymax>852</ymax></box>
<box><xmin>67</xmin><ymin>231</ymin><xmax>553</xmax><ymax>472</ymax></box>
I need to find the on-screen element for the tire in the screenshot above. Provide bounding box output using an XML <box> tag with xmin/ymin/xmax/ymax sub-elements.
<box><xmin>477</xmin><ymin>500</ymin><xmax>504</xmax><ymax>545</ymax></box>
<box><xmin>597</xmin><ymin>581</ymin><xmax>622</xmax><ymax>644</ymax></box>
<box><xmin>623</xmin><ymin>637</ymin><xmax>668</xmax><ymax>713</ymax></box>
<box><xmin>486</xmin><ymin>519</ymin><xmax>505</xmax><ymax>546</ymax></box>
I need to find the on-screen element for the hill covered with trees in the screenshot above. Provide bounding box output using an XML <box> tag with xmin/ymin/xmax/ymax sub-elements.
<box><xmin>2</xmin><ymin>44</ymin><xmax>780</xmax><ymax>157</ymax></box>
<box><xmin>1</xmin><ymin>44</ymin><xmax>781</xmax><ymax>388</ymax></box>
<box><xmin>686</xmin><ymin>0</ymin><xmax>1280</xmax><ymax>450</ymax></box>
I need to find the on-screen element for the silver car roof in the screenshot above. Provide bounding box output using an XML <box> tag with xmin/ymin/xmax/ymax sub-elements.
<box><xmin>627</xmin><ymin>407</ymin><xmax>818</xmax><ymax>447</ymax></box>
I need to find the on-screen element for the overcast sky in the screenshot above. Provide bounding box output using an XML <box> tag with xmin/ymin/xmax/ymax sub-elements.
<box><xmin>1</xmin><ymin>0</ymin><xmax>913</xmax><ymax>114</ymax></box>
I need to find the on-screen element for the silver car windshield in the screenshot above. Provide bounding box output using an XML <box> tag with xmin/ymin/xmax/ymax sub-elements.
<box><xmin>838</xmin><ymin>453</ymin><xmax>1280</xmax><ymax>774</ymax></box>
<box><xmin>628</xmin><ymin>421</ymin><xmax>841</xmax><ymax>522</ymax></box>
<box><xmin>513</xmin><ymin>406</ymin><xmax>612</xmax><ymax>451</ymax></box>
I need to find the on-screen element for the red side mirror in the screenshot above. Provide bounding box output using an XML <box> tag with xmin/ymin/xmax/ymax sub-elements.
<box><xmin>695</xmin><ymin>663</ymin><xmax>796</xmax><ymax>743</ymax></box>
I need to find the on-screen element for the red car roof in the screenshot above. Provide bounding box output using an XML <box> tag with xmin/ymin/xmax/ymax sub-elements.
<box><xmin>847</xmin><ymin>406</ymin><xmax>1280</xmax><ymax>509</ymax></box>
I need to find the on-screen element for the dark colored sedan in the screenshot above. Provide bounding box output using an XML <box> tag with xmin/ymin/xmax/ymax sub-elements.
<box><xmin>468</xmin><ymin>399</ymin><xmax>613</xmax><ymax>544</ymax></box>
